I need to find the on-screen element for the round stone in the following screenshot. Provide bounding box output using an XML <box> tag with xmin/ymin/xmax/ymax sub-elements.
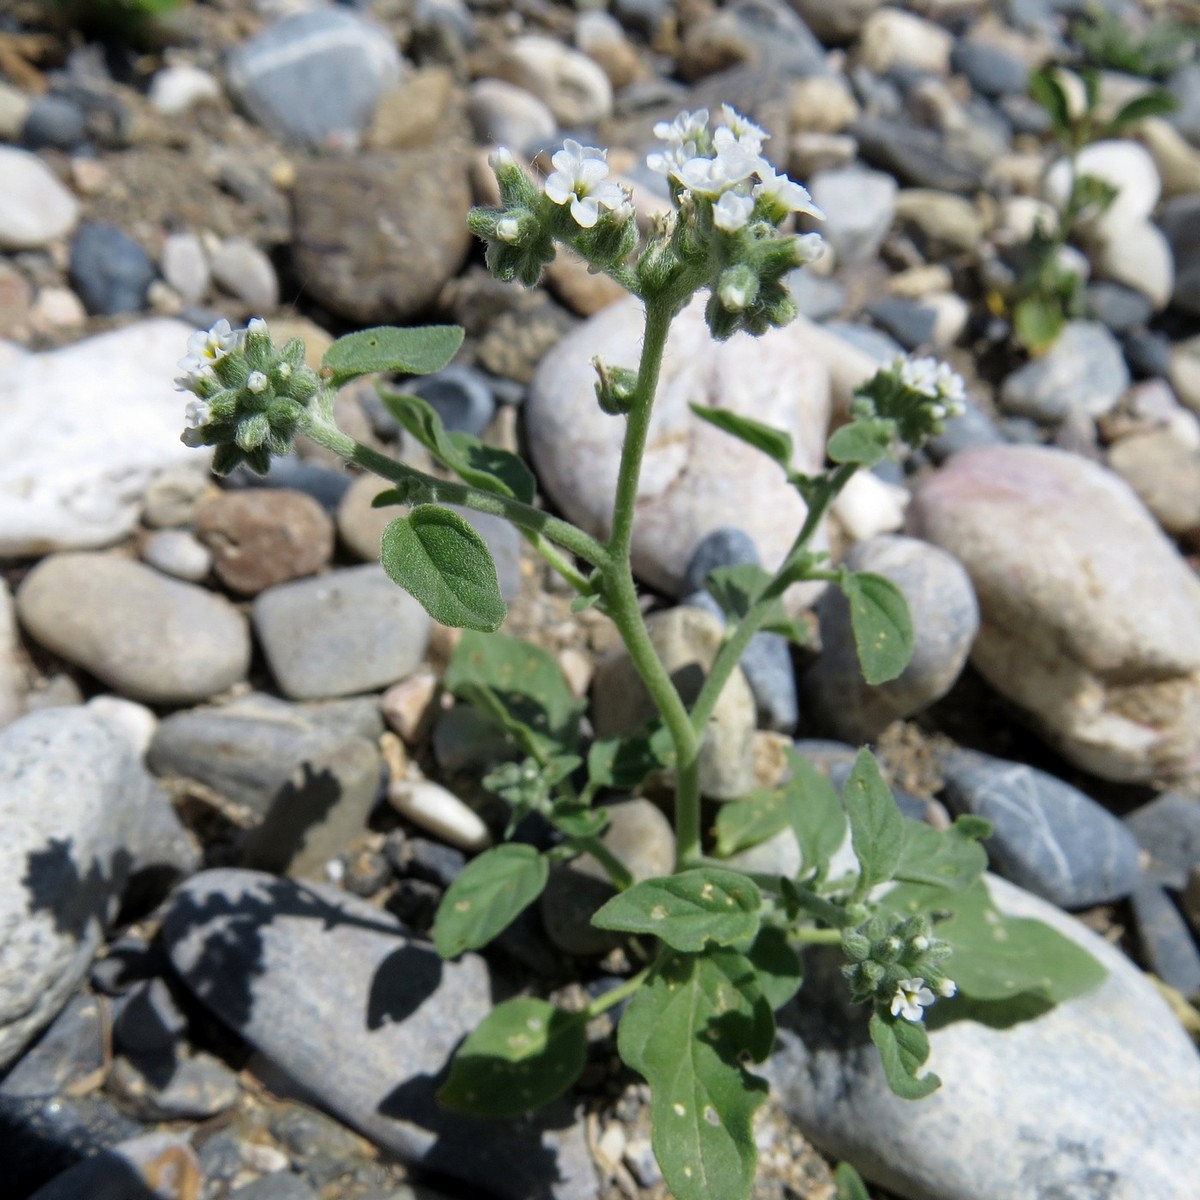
<box><xmin>0</xmin><ymin>147</ymin><xmax>79</xmax><ymax>250</ymax></box>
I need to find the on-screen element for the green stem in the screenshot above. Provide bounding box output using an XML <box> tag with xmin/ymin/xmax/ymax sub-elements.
<box><xmin>522</xmin><ymin>530</ymin><xmax>593</xmax><ymax>594</ymax></box>
<box><xmin>302</xmin><ymin>415</ymin><xmax>609</xmax><ymax>570</ymax></box>
<box><xmin>788</xmin><ymin>882</ymin><xmax>853</xmax><ymax>928</ymax></box>
<box><xmin>689</xmin><ymin>461</ymin><xmax>860</xmax><ymax>735</ymax></box>
<box><xmin>790</xmin><ymin>927</ymin><xmax>842</xmax><ymax>945</ymax></box>
<box><xmin>601</xmin><ymin>300</ymin><xmax>703</xmax><ymax>868</ymax></box>
<box><xmin>573</xmin><ymin>835</ymin><xmax>634</xmax><ymax>890</ymax></box>
<box><xmin>582</xmin><ymin>967</ymin><xmax>650</xmax><ymax>1019</ymax></box>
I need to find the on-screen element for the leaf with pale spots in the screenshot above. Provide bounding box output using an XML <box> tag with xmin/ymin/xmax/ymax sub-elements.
<box><xmin>838</xmin><ymin>570</ymin><xmax>913</xmax><ymax>685</ymax></box>
<box><xmin>438</xmin><ymin>997</ymin><xmax>586</xmax><ymax>1118</ymax></box>
<box><xmin>322</xmin><ymin>324</ymin><xmax>464</xmax><ymax>385</ymax></box>
<box><xmin>844</xmin><ymin>749</ymin><xmax>904</xmax><ymax>894</ymax></box>
<box><xmin>433</xmin><ymin>844</ymin><xmax>549</xmax><ymax>959</ymax></box>
<box><xmin>592</xmin><ymin>868</ymin><xmax>761</xmax><ymax>952</ymax></box>
<box><xmin>618</xmin><ymin>947</ymin><xmax>772</xmax><ymax>1200</ymax></box>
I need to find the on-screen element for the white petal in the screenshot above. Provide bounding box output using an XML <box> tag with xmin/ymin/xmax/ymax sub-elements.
<box><xmin>544</xmin><ymin>173</ymin><xmax>574</xmax><ymax>205</ymax></box>
<box><xmin>571</xmin><ymin>195</ymin><xmax>600</xmax><ymax>228</ymax></box>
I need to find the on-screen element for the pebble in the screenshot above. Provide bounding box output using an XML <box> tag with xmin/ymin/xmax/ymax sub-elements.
<box><xmin>466</xmin><ymin>78</ymin><xmax>558</xmax><ymax>152</ymax></box>
<box><xmin>1124</xmin><ymin>792</ymin><xmax>1200</xmax><ymax>890</ymax></box>
<box><xmin>789</xmin><ymin>0</ymin><xmax>881</xmax><ymax>45</ymax></box>
<box><xmin>0</xmin><ymin>80</ymin><xmax>32</xmax><ymax>140</ymax></box>
<box><xmin>1085</xmin><ymin>281</ymin><xmax>1153</xmax><ymax>333</ymax></box>
<box><xmin>802</xmin><ymin>535</ymin><xmax>978</xmax><ymax>742</ymax></box>
<box><xmin>1128</xmin><ymin>878</ymin><xmax>1200</xmax><ymax>997</ymax></box>
<box><xmin>864</xmin><ymin>295</ymin><xmax>936</xmax><ymax>348</ymax></box>
<box><xmin>1107</xmin><ymin>428</ymin><xmax>1200</xmax><ymax>539</ymax></box>
<box><xmin>768</xmin><ymin>872</ymin><xmax>1200</xmax><ymax>1200</ymax></box>
<box><xmin>908</xmin><ymin>444</ymin><xmax>1200</xmax><ymax>781</ymax></box>
<box><xmin>148</xmin><ymin>64</ymin><xmax>224</xmax><ymax>116</ymax></box>
<box><xmin>1090</xmin><ymin>218</ymin><xmax>1175</xmax><ymax>311</ymax></box>
<box><xmin>226</xmin><ymin>8</ymin><xmax>403</xmax><ymax>150</ymax></box>
<box><xmin>809</xmin><ymin>165</ymin><xmax>897</xmax><ymax>266</ymax></box>
<box><xmin>21</xmin><ymin>94</ymin><xmax>86</xmax><ymax>151</ymax></box>
<box><xmin>140</xmin><ymin>527</ymin><xmax>213</xmax><ymax>582</ymax></box>
<box><xmin>0</xmin><ymin>147</ymin><xmax>79</xmax><ymax>250</ymax></box>
<box><xmin>1158</xmin><ymin>194</ymin><xmax>1200</xmax><ymax>317</ymax></box>
<box><xmin>336</xmin><ymin>471</ymin><xmax>395</xmax><ymax>561</ymax></box>
<box><xmin>195</xmin><ymin>488</ymin><xmax>334</xmax><ymax>595</ymax></box>
<box><xmin>226</xmin><ymin>454</ymin><xmax>354</xmax><ymax>513</ymax></box>
<box><xmin>387</xmin><ymin>778</ymin><xmax>491</xmax><ymax>852</ymax></box>
<box><xmin>210</xmin><ymin>236</ymin><xmax>280</xmax><ymax>312</ymax></box>
<box><xmin>406</xmin><ymin>364</ymin><xmax>496</xmax><ymax>436</ymax></box>
<box><xmin>68</xmin><ymin>221</ymin><xmax>157</xmax><ymax>316</ymax></box>
<box><xmin>494</xmin><ymin>35</ymin><xmax>613</xmax><ymax>127</ymax></box>
<box><xmin>999</xmin><ymin>321</ymin><xmax>1130</xmax><ymax>421</ymax></box>
<box><xmin>940</xmin><ymin>748</ymin><xmax>1142</xmax><ymax>908</ymax></box>
<box><xmin>950</xmin><ymin>37</ymin><xmax>1029</xmax><ymax>98</ymax></box>
<box><xmin>540</xmin><ymin>799</ymin><xmax>675</xmax><ymax>956</ymax></box>
<box><xmin>858</xmin><ymin>8</ymin><xmax>954</xmax><ymax>75</ymax></box>
<box><xmin>1140</xmin><ymin>116</ymin><xmax>1200</xmax><ymax>200</ymax></box>
<box><xmin>253</xmin><ymin>565</ymin><xmax>431</xmax><ymax>700</ymax></box>
<box><xmin>291</xmin><ymin>148</ymin><xmax>472</xmax><ymax>323</ymax></box>
<box><xmin>84</xmin><ymin>695</ymin><xmax>158</xmax><ymax>759</ymax></box>
<box><xmin>162</xmin><ymin>870</ymin><xmax>597</xmax><ymax>1200</ymax></box>
<box><xmin>853</xmin><ymin>116</ymin><xmax>984</xmax><ymax>193</ymax></box>
<box><xmin>0</xmin><ymin>710</ymin><xmax>176</xmax><ymax>1069</ymax></box>
<box><xmin>1042</xmin><ymin>139</ymin><xmax>1161</xmax><ymax>240</ymax></box>
<box><xmin>231</xmin><ymin>1174</ymin><xmax>321</xmax><ymax>1200</ymax></box>
<box><xmin>788</xmin><ymin>74</ymin><xmax>860</xmax><ymax>134</ymax></box>
<box><xmin>528</xmin><ymin>295</ymin><xmax>830</xmax><ymax>600</ymax></box>
<box><xmin>17</xmin><ymin>552</ymin><xmax>250</xmax><ymax>704</ymax></box>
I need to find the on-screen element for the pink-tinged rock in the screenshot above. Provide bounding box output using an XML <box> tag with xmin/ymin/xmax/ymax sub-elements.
<box><xmin>528</xmin><ymin>295</ymin><xmax>831</xmax><ymax>600</ymax></box>
<box><xmin>908</xmin><ymin>444</ymin><xmax>1200</xmax><ymax>781</ymax></box>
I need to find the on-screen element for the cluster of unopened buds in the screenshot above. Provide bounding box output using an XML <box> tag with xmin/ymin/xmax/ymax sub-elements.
<box><xmin>174</xmin><ymin>317</ymin><xmax>319</xmax><ymax>475</ymax></box>
<box><xmin>841</xmin><ymin>914</ymin><xmax>957</xmax><ymax>1024</ymax></box>
<box><xmin>849</xmin><ymin>353</ymin><xmax>969</xmax><ymax>447</ymax></box>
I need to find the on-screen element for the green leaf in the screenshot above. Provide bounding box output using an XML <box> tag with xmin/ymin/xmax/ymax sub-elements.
<box><xmin>892</xmin><ymin>816</ymin><xmax>988</xmax><ymax>893</ymax></box>
<box><xmin>322</xmin><ymin>325</ymin><xmax>464</xmax><ymax>385</ymax></box>
<box><xmin>381</xmin><ymin>507</ymin><xmax>506</xmax><ymax>632</ymax></box>
<box><xmin>784</xmin><ymin>751</ymin><xmax>848</xmax><ymax>878</ymax></box>
<box><xmin>869</xmin><ymin>1012</ymin><xmax>940</xmax><ymax>1099</ymax></box>
<box><xmin>689</xmin><ymin>405</ymin><xmax>794</xmax><ymax>472</ymax></box>
<box><xmin>1028</xmin><ymin>67</ymin><xmax>1072</xmax><ymax>137</ymax></box>
<box><xmin>551</xmin><ymin>802</ymin><xmax>609</xmax><ymax>840</ymax></box>
<box><xmin>834</xmin><ymin>1163</ymin><xmax>871</xmax><ymax>1200</ymax></box>
<box><xmin>1013</xmin><ymin>294</ymin><xmax>1066</xmax><ymax>354</ymax></box>
<box><xmin>843</xmin><ymin>749</ymin><xmax>904</xmax><ymax>893</ymax></box>
<box><xmin>1108</xmin><ymin>89</ymin><xmax>1178</xmax><ymax>130</ymax></box>
<box><xmin>587</xmin><ymin>731</ymin><xmax>669</xmax><ymax>792</ymax></box>
<box><xmin>713</xmin><ymin>788</ymin><xmax>793</xmax><ymax>858</ymax></box>
<box><xmin>934</xmin><ymin>880</ymin><xmax>1106</xmax><ymax>1004</ymax></box>
<box><xmin>433</xmin><ymin>844</ymin><xmax>549</xmax><ymax>958</ymax></box>
<box><xmin>593</xmin><ymin>868</ymin><xmax>762</xmax><ymax>952</ymax></box>
<box><xmin>826</xmin><ymin>418</ymin><xmax>896</xmax><ymax>467</ymax></box>
<box><xmin>437</xmin><ymin>998</ymin><xmax>586</xmax><ymax>1117</ymax></box>
<box><xmin>446</xmin><ymin>631</ymin><xmax>584</xmax><ymax>758</ymax></box>
<box><xmin>744</xmin><ymin>925</ymin><xmax>803</xmax><ymax>1012</ymax></box>
<box><xmin>839</xmin><ymin>570</ymin><xmax>914</xmax><ymax>685</ymax></box>
<box><xmin>704</xmin><ymin>564</ymin><xmax>809</xmax><ymax>644</ymax></box>
<box><xmin>618</xmin><ymin>948</ymin><xmax>772</xmax><ymax>1200</ymax></box>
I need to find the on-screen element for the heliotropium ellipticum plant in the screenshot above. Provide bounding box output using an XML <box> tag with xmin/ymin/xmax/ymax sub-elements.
<box><xmin>177</xmin><ymin>104</ymin><xmax>1106</xmax><ymax>1200</ymax></box>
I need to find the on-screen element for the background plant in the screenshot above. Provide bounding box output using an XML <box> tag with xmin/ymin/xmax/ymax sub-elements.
<box><xmin>177</xmin><ymin>107</ymin><xmax>1106</xmax><ymax>1200</ymax></box>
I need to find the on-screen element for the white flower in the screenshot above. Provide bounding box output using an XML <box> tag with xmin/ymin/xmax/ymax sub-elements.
<box><xmin>176</xmin><ymin>318</ymin><xmax>241</xmax><ymax>393</ymax></box>
<box><xmin>890</xmin><ymin>977</ymin><xmax>937</xmax><ymax>1023</ymax></box>
<box><xmin>184</xmin><ymin>397</ymin><xmax>211</xmax><ymax>429</ymax></box>
<box><xmin>246</xmin><ymin>371</ymin><xmax>269</xmax><ymax>394</ymax></box>
<box><xmin>937</xmin><ymin>978</ymin><xmax>957</xmax><ymax>999</ymax></box>
<box><xmin>672</xmin><ymin>144</ymin><xmax>758</xmax><ymax>198</ymax></box>
<box><xmin>489</xmin><ymin>146</ymin><xmax>516</xmax><ymax>172</ymax></box>
<box><xmin>496</xmin><ymin>215</ymin><xmax>522</xmax><ymax>243</ymax></box>
<box><xmin>713</xmin><ymin>190</ymin><xmax>754</xmax><ymax>233</ymax></box>
<box><xmin>788</xmin><ymin>232</ymin><xmax>826</xmax><ymax>265</ymax></box>
<box><xmin>719</xmin><ymin>104</ymin><xmax>768</xmax><ymax>153</ymax></box>
<box><xmin>247</xmin><ymin>317</ymin><xmax>268</xmax><ymax>336</ymax></box>
<box><xmin>894</xmin><ymin>356</ymin><xmax>966</xmax><ymax>417</ymax></box>
<box><xmin>754</xmin><ymin>166</ymin><xmax>824</xmax><ymax>219</ymax></box>
<box><xmin>895</xmin><ymin>355</ymin><xmax>940</xmax><ymax>398</ymax></box>
<box><xmin>653</xmin><ymin>107</ymin><xmax>709</xmax><ymax>146</ymax></box>
<box><xmin>934</xmin><ymin>362</ymin><xmax>967</xmax><ymax>413</ymax></box>
<box><xmin>544</xmin><ymin>139</ymin><xmax>627</xmax><ymax>229</ymax></box>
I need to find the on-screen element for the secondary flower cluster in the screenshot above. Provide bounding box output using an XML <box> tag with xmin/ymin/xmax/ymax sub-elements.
<box><xmin>841</xmin><ymin>913</ymin><xmax>956</xmax><ymax>1023</ymax></box>
<box><xmin>175</xmin><ymin>318</ymin><xmax>319</xmax><ymax>475</ymax></box>
<box><xmin>852</xmin><ymin>354</ymin><xmax>968</xmax><ymax>448</ymax></box>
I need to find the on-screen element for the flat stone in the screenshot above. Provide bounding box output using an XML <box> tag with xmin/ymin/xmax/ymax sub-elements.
<box><xmin>852</xmin><ymin>117</ymin><xmax>984</xmax><ymax>193</ymax></box>
<box><xmin>210</xmin><ymin>237</ymin><xmax>280</xmax><ymax>312</ymax></box>
<box><xmin>810</xmin><ymin>166</ymin><xmax>897</xmax><ymax>266</ymax></box>
<box><xmin>17</xmin><ymin>552</ymin><xmax>250</xmax><ymax>705</ymax></box>
<box><xmin>0</xmin><ymin>319</ymin><xmax>206</xmax><ymax>556</ymax></box>
<box><xmin>859</xmin><ymin>7</ymin><xmax>954</xmax><ymax>75</ymax></box>
<box><xmin>27</xmin><ymin>1132</ymin><xmax>201</xmax><ymax>1200</ymax></box>
<box><xmin>767</xmin><ymin>873</ymin><xmax>1200</xmax><ymax>1200</ymax></box>
<box><xmin>162</xmin><ymin>869</ymin><xmax>597</xmax><ymax>1200</ymax></box>
<box><xmin>1128</xmin><ymin>878</ymin><xmax>1200</xmax><ymax>997</ymax></box>
<box><xmin>1107</xmin><ymin>428</ymin><xmax>1200</xmax><ymax>538</ymax></box>
<box><xmin>908</xmin><ymin>445</ymin><xmax>1200</xmax><ymax>781</ymax></box>
<box><xmin>467</xmin><ymin>78</ymin><xmax>558</xmax><ymax>152</ymax></box>
<box><xmin>940</xmin><ymin>749</ymin><xmax>1142</xmax><ymax>908</ymax></box>
<box><xmin>0</xmin><ymin>146</ymin><xmax>79</xmax><ymax>250</ymax></box>
<box><xmin>253</xmin><ymin>565</ymin><xmax>431</xmax><ymax>700</ymax></box>
<box><xmin>527</xmin><ymin>295</ymin><xmax>831</xmax><ymax>599</ymax></box>
<box><xmin>292</xmin><ymin>150</ymin><xmax>472</xmax><ymax>324</ymax></box>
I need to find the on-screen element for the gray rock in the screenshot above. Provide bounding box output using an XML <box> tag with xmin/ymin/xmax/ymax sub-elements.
<box><xmin>227</xmin><ymin>9</ymin><xmax>403</xmax><ymax>150</ymax></box>
<box><xmin>0</xmin><ymin>146</ymin><xmax>79</xmax><ymax>250</ymax></box>
<box><xmin>68</xmin><ymin>222</ymin><xmax>156</xmax><ymax>317</ymax></box>
<box><xmin>809</xmin><ymin>166</ymin><xmax>897</xmax><ymax>266</ymax></box>
<box><xmin>209</xmin><ymin>236</ymin><xmax>279</xmax><ymax>312</ymax></box>
<box><xmin>940</xmin><ymin>749</ymin><xmax>1142</xmax><ymax>908</ymax></box>
<box><xmin>108</xmin><ymin>1049</ymin><xmax>241</xmax><ymax>1122</ymax></box>
<box><xmin>22</xmin><ymin>93</ymin><xmax>86</xmax><ymax>151</ymax></box>
<box><xmin>232</xmin><ymin>1176</ymin><xmax>321</xmax><ymax>1200</ymax></box>
<box><xmin>1167</xmin><ymin>61</ymin><xmax>1200</xmax><ymax>147</ymax></box>
<box><xmin>802</xmin><ymin>536</ymin><xmax>978</xmax><ymax>742</ymax></box>
<box><xmin>1085</xmin><ymin>281</ymin><xmax>1153</xmax><ymax>333</ymax></box>
<box><xmin>785</xmin><ymin>269</ymin><xmax>845</xmax><ymax>320</ymax></box>
<box><xmin>226</xmin><ymin>455</ymin><xmax>354</xmax><ymax>513</ymax></box>
<box><xmin>1124</xmin><ymin>791</ymin><xmax>1200</xmax><ymax>889</ymax></box>
<box><xmin>1160</xmin><ymin>193</ymin><xmax>1200</xmax><ymax>317</ymax></box>
<box><xmin>865</xmin><ymin>296</ymin><xmax>937</xmax><ymax>350</ymax></box>
<box><xmin>1129</xmin><ymin>878</ymin><xmax>1200</xmax><ymax>997</ymax></box>
<box><xmin>253</xmin><ymin>565</ymin><xmax>431</xmax><ymax>701</ymax></box>
<box><xmin>768</xmin><ymin>873</ymin><xmax>1200</xmax><ymax>1200</ymax></box>
<box><xmin>431</xmin><ymin>704</ymin><xmax>516</xmax><ymax>773</ymax></box>
<box><xmin>26</xmin><ymin>1132</ymin><xmax>201</xmax><ymax>1200</ymax></box>
<box><xmin>681</xmin><ymin>526</ymin><xmax>759</xmax><ymax>594</ymax></box>
<box><xmin>1123</xmin><ymin>329</ymin><xmax>1173</xmax><ymax>379</ymax></box>
<box><xmin>16</xmin><ymin>552</ymin><xmax>250</xmax><ymax>705</ymax></box>
<box><xmin>0</xmin><ymin>710</ymin><xmax>162</xmax><ymax>1068</ymax></box>
<box><xmin>852</xmin><ymin>116</ymin><xmax>985</xmax><ymax>193</ymax></box>
<box><xmin>408</xmin><ymin>364</ymin><xmax>496</xmax><ymax>436</ymax></box>
<box><xmin>999</xmin><ymin>321</ymin><xmax>1130</xmax><ymax>422</ymax></box>
<box><xmin>162</xmin><ymin>869</ymin><xmax>597</xmax><ymax>1199</ymax></box>
<box><xmin>950</xmin><ymin>39</ymin><xmax>1029</xmax><ymax>98</ymax></box>
<box><xmin>1</xmin><ymin>992</ymin><xmax>106</xmax><ymax>1100</ymax></box>
<box><xmin>823</xmin><ymin>320</ymin><xmax>905</xmax><ymax>363</ymax></box>
<box><xmin>925</xmin><ymin>401</ymin><xmax>1004</xmax><ymax>462</ymax></box>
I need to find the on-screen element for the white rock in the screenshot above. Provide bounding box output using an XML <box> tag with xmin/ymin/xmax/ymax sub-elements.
<box><xmin>494</xmin><ymin>35</ymin><xmax>612</xmax><ymax>127</ymax></box>
<box><xmin>1042</xmin><ymin>140</ymin><xmax>1161</xmax><ymax>239</ymax></box>
<box><xmin>1090</xmin><ymin>218</ymin><xmax>1175</xmax><ymax>310</ymax></box>
<box><xmin>466</xmin><ymin>78</ymin><xmax>557</xmax><ymax>151</ymax></box>
<box><xmin>0</xmin><ymin>147</ymin><xmax>80</xmax><ymax>251</ymax></box>
<box><xmin>29</xmin><ymin>286</ymin><xmax>87</xmax><ymax>334</ymax></box>
<box><xmin>1138</xmin><ymin>117</ymin><xmax>1200</xmax><ymax>199</ymax></box>
<box><xmin>0</xmin><ymin>580</ymin><xmax>24</xmax><ymax>730</ymax></box>
<box><xmin>810</xmin><ymin>166</ymin><xmax>897</xmax><ymax>266</ymax></box>
<box><xmin>148</xmin><ymin>64</ymin><xmax>223</xmax><ymax>116</ymax></box>
<box><xmin>832</xmin><ymin>469</ymin><xmax>909</xmax><ymax>542</ymax></box>
<box><xmin>0</xmin><ymin>319</ymin><xmax>203</xmax><ymax>556</ymax></box>
<box><xmin>858</xmin><ymin>7</ymin><xmax>954</xmax><ymax>75</ymax></box>
<box><xmin>160</xmin><ymin>232</ymin><xmax>211</xmax><ymax>305</ymax></box>
<box><xmin>209</xmin><ymin>237</ymin><xmax>279</xmax><ymax>311</ymax></box>
<box><xmin>387</xmin><ymin>778</ymin><xmax>492</xmax><ymax>851</ymax></box>
<box><xmin>527</xmin><ymin>296</ymin><xmax>831</xmax><ymax>600</ymax></box>
<box><xmin>1170</xmin><ymin>335</ymin><xmax>1200</xmax><ymax>415</ymax></box>
<box><xmin>0</xmin><ymin>81</ymin><xmax>31</xmax><ymax>141</ymax></box>
<box><xmin>85</xmin><ymin>695</ymin><xmax>158</xmax><ymax>759</ymax></box>
<box><xmin>994</xmin><ymin>195</ymin><xmax>1058</xmax><ymax>244</ymax></box>
<box><xmin>140</xmin><ymin>527</ymin><xmax>213</xmax><ymax>581</ymax></box>
<box><xmin>925</xmin><ymin>291</ymin><xmax>970</xmax><ymax>348</ymax></box>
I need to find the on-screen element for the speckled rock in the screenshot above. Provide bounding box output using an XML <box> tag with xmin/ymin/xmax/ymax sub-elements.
<box><xmin>908</xmin><ymin>445</ymin><xmax>1200</xmax><ymax>781</ymax></box>
<box><xmin>16</xmin><ymin>552</ymin><xmax>250</xmax><ymax>705</ymax></box>
<box><xmin>527</xmin><ymin>295</ymin><xmax>831</xmax><ymax>600</ymax></box>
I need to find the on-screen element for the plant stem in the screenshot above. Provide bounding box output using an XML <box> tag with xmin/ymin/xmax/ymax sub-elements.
<box><xmin>303</xmin><ymin>414</ymin><xmax>609</xmax><ymax>570</ymax></box>
<box><xmin>790</xmin><ymin>927</ymin><xmax>843</xmax><ymax>945</ymax></box>
<box><xmin>574</xmin><ymin>835</ymin><xmax>634</xmax><ymax>890</ymax></box>
<box><xmin>523</xmin><ymin>530</ymin><xmax>594</xmax><ymax>594</ymax></box>
<box><xmin>600</xmin><ymin>301</ymin><xmax>703</xmax><ymax>868</ymax></box>
<box><xmin>583</xmin><ymin>968</ymin><xmax>650</xmax><ymax>1020</ymax></box>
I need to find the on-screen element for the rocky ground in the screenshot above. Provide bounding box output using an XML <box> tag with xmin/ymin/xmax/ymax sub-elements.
<box><xmin>2</xmin><ymin>0</ymin><xmax>1200</xmax><ymax>1198</ymax></box>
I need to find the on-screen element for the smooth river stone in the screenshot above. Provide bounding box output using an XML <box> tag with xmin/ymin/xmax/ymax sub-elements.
<box><xmin>527</xmin><ymin>295</ymin><xmax>832</xmax><ymax>600</ymax></box>
<box><xmin>908</xmin><ymin>445</ymin><xmax>1200</xmax><ymax>781</ymax></box>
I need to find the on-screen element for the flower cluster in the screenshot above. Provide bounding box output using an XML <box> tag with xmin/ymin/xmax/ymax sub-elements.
<box><xmin>841</xmin><ymin>913</ymin><xmax>956</xmax><ymax>1023</ymax></box>
<box><xmin>850</xmin><ymin>354</ymin><xmax>968</xmax><ymax>448</ymax></box>
<box><xmin>176</xmin><ymin>318</ymin><xmax>319</xmax><ymax>475</ymax></box>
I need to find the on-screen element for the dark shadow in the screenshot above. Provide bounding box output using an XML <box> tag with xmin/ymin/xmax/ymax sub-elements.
<box><xmin>21</xmin><ymin>840</ymin><xmax>134</xmax><ymax>941</ymax></box>
<box><xmin>13</xmin><ymin>1145</ymin><xmax>164</xmax><ymax>1200</ymax></box>
<box><xmin>366</xmin><ymin>946</ymin><xmax>443</xmax><ymax>1030</ymax></box>
<box><xmin>239</xmin><ymin>763</ymin><xmax>345</xmax><ymax>875</ymax></box>
<box><xmin>926</xmin><ymin>990</ymin><xmax>1056</xmax><ymax>1031</ymax></box>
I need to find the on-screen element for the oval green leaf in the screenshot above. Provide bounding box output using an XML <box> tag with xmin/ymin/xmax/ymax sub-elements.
<box><xmin>381</xmin><ymin>506</ymin><xmax>506</xmax><ymax>632</ymax></box>
<box><xmin>839</xmin><ymin>570</ymin><xmax>914</xmax><ymax>685</ymax></box>
<box><xmin>322</xmin><ymin>325</ymin><xmax>464</xmax><ymax>385</ymax></box>
<box><xmin>438</xmin><ymin>998</ymin><xmax>586</xmax><ymax>1118</ymax></box>
<box><xmin>433</xmin><ymin>843</ymin><xmax>548</xmax><ymax>959</ymax></box>
<box><xmin>689</xmin><ymin>405</ymin><xmax>794</xmax><ymax>471</ymax></box>
<box><xmin>843</xmin><ymin>749</ymin><xmax>904</xmax><ymax>893</ymax></box>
